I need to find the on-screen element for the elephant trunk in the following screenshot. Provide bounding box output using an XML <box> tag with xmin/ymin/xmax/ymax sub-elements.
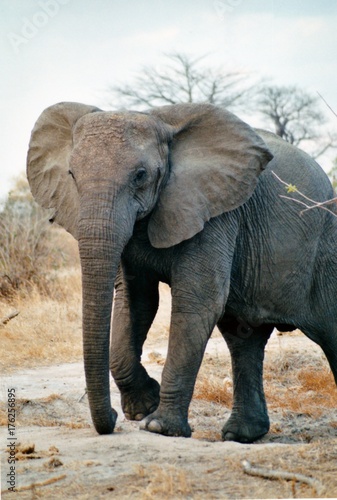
<box><xmin>78</xmin><ymin>192</ymin><xmax>134</xmax><ymax>434</ymax></box>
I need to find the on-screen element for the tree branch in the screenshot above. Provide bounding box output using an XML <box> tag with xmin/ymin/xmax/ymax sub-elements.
<box><xmin>272</xmin><ymin>171</ymin><xmax>337</xmax><ymax>217</ymax></box>
<box><xmin>104</xmin><ymin>52</ymin><xmax>259</xmax><ymax>111</ymax></box>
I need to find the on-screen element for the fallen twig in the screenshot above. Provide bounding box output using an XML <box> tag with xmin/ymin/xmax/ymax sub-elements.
<box><xmin>1</xmin><ymin>474</ymin><xmax>66</xmax><ymax>494</ymax></box>
<box><xmin>0</xmin><ymin>310</ymin><xmax>19</xmax><ymax>326</ymax></box>
<box><xmin>242</xmin><ymin>459</ymin><xmax>324</xmax><ymax>496</ymax></box>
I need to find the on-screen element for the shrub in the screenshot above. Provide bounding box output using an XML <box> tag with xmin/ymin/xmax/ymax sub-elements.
<box><xmin>0</xmin><ymin>175</ymin><xmax>61</xmax><ymax>298</ymax></box>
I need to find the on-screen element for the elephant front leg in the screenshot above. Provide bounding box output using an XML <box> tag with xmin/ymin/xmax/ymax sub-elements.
<box><xmin>110</xmin><ymin>268</ymin><xmax>160</xmax><ymax>421</ymax></box>
<box><xmin>141</xmin><ymin>305</ymin><xmax>216</xmax><ymax>437</ymax></box>
<box><xmin>219</xmin><ymin>319</ymin><xmax>273</xmax><ymax>443</ymax></box>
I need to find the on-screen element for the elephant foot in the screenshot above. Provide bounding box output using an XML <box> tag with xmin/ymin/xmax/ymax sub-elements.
<box><xmin>222</xmin><ymin>414</ymin><xmax>270</xmax><ymax>443</ymax></box>
<box><xmin>121</xmin><ymin>377</ymin><xmax>160</xmax><ymax>421</ymax></box>
<box><xmin>140</xmin><ymin>410</ymin><xmax>192</xmax><ymax>437</ymax></box>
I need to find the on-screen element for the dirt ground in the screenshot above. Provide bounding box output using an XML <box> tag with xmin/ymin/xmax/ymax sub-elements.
<box><xmin>1</xmin><ymin>285</ymin><xmax>337</xmax><ymax>499</ymax></box>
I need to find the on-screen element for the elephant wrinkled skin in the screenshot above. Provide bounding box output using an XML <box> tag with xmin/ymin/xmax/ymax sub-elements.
<box><xmin>27</xmin><ymin>102</ymin><xmax>337</xmax><ymax>443</ymax></box>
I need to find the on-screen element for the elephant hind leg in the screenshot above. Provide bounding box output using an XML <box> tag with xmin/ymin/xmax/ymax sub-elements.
<box><xmin>324</xmin><ymin>346</ymin><xmax>337</xmax><ymax>386</ymax></box>
<box><xmin>218</xmin><ymin>316</ymin><xmax>273</xmax><ymax>443</ymax></box>
<box><xmin>301</xmin><ymin>324</ymin><xmax>337</xmax><ymax>386</ymax></box>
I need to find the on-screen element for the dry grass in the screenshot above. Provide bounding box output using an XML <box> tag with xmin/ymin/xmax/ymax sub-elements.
<box><xmin>194</xmin><ymin>374</ymin><xmax>232</xmax><ymax>406</ymax></box>
<box><xmin>265</xmin><ymin>364</ymin><xmax>336</xmax><ymax>417</ymax></box>
<box><xmin>263</xmin><ymin>340</ymin><xmax>336</xmax><ymax>417</ymax></box>
<box><xmin>194</xmin><ymin>350</ymin><xmax>232</xmax><ymax>406</ymax></box>
<box><xmin>0</xmin><ymin>181</ymin><xmax>82</xmax><ymax>372</ymax></box>
<box><xmin>193</xmin><ymin>336</ymin><xmax>336</xmax><ymax>420</ymax></box>
<box><xmin>192</xmin><ymin>428</ymin><xmax>222</xmax><ymax>442</ymax></box>
<box><xmin>130</xmin><ymin>464</ymin><xmax>194</xmax><ymax>499</ymax></box>
<box><xmin>0</xmin><ymin>265</ymin><xmax>82</xmax><ymax>373</ymax></box>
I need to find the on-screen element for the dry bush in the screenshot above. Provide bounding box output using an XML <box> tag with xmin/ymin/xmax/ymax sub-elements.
<box><xmin>0</xmin><ymin>208</ymin><xmax>49</xmax><ymax>297</ymax></box>
<box><xmin>0</xmin><ymin>175</ymin><xmax>78</xmax><ymax>299</ymax></box>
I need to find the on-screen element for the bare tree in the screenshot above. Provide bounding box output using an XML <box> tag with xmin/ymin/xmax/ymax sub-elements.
<box><xmin>105</xmin><ymin>53</ymin><xmax>258</xmax><ymax>110</ymax></box>
<box><xmin>256</xmin><ymin>85</ymin><xmax>337</xmax><ymax>159</ymax></box>
<box><xmin>105</xmin><ymin>56</ymin><xmax>336</xmax><ymax>161</ymax></box>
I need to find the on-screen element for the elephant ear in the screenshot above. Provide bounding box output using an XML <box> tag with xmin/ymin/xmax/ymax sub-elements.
<box><xmin>26</xmin><ymin>102</ymin><xmax>101</xmax><ymax>239</ymax></box>
<box><xmin>148</xmin><ymin>104</ymin><xmax>273</xmax><ymax>248</ymax></box>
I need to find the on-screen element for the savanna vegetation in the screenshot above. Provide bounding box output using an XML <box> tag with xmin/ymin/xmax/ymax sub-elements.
<box><xmin>0</xmin><ymin>175</ymin><xmax>82</xmax><ymax>372</ymax></box>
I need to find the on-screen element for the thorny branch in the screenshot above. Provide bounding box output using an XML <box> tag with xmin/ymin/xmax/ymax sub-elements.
<box><xmin>272</xmin><ymin>171</ymin><xmax>337</xmax><ymax>218</ymax></box>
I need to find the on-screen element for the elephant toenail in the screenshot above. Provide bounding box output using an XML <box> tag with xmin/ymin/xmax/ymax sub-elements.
<box><xmin>147</xmin><ymin>420</ymin><xmax>163</xmax><ymax>433</ymax></box>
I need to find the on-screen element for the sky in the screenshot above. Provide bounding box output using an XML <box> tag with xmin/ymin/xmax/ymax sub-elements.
<box><xmin>1</xmin><ymin>0</ymin><xmax>337</xmax><ymax>200</ymax></box>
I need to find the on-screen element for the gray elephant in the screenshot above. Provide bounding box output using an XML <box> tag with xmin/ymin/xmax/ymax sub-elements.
<box><xmin>27</xmin><ymin>102</ymin><xmax>337</xmax><ymax>443</ymax></box>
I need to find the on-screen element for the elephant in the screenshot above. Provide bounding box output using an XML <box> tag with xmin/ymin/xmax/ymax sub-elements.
<box><xmin>27</xmin><ymin>101</ymin><xmax>337</xmax><ymax>443</ymax></box>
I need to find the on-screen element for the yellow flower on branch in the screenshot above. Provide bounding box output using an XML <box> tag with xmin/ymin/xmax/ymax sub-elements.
<box><xmin>286</xmin><ymin>184</ymin><xmax>298</xmax><ymax>193</ymax></box>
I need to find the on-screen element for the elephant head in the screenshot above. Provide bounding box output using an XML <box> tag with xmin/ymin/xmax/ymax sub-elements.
<box><xmin>27</xmin><ymin>102</ymin><xmax>272</xmax><ymax>434</ymax></box>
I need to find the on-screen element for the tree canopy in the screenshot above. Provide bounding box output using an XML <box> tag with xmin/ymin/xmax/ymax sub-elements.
<box><xmin>256</xmin><ymin>85</ymin><xmax>337</xmax><ymax>158</ymax></box>
<box><xmin>106</xmin><ymin>53</ymin><xmax>336</xmax><ymax>162</ymax></box>
<box><xmin>106</xmin><ymin>53</ymin><xmax>258</xmax><ymax>110</ymax></box>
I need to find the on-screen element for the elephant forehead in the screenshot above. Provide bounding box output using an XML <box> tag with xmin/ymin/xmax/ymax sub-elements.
<box><xmin>74</xmin><ymin>111</ymin><xmax>158</xmax><ymax>145</ymax></box>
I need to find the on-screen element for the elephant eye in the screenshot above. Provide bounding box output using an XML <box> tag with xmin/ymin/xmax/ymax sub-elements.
<box><xmin>68</xmin><ymin>170</ymin><xmax>75</xmax><ymax>179</ymax></box>
<box><xmin>134</xmin><ymin>167</ymin><xmax>147</xmax><ymax>185</ymax></box>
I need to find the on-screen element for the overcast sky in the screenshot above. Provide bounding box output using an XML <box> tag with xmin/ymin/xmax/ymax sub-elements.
<box><xmin>1</xmin><ymin>0</ymin><xmax>337</xmax><ymax>199</ymax></box>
